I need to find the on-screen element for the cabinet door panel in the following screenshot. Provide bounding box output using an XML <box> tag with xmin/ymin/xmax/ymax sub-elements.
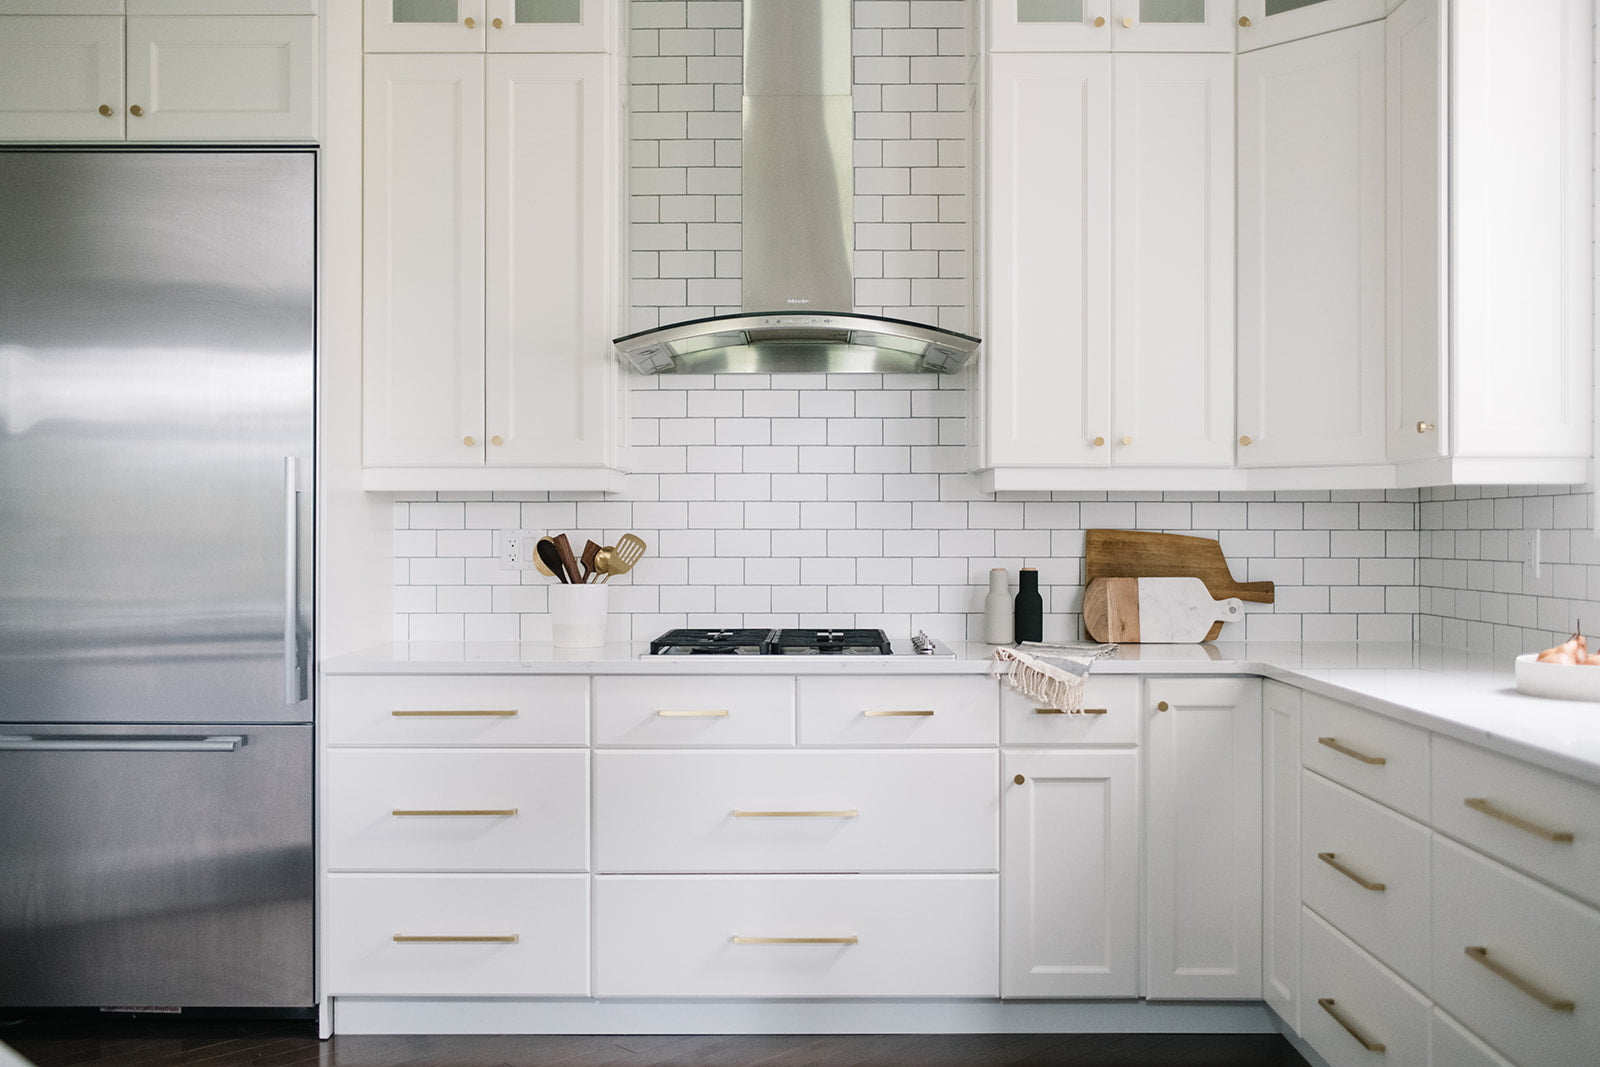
<box><xmin>983</xmin><ymin>54</ymin><xmax>1112</xmax><ymax>468</ymax></box>
<box><xmin>365</xmin><ymin>0</ymin><xmax>486</xmax><ymax>52</ymax></box>
<box><xmin>487</xmin><ymin>0</ymin><xmax>609</xmax><ymax>53</ymax></box>
<box><xmin>1450</xmin><ymin>0</ymin><xmax>1593</xmax><ymax>460</ymax></box>
<box><xmin>362</xmin><ymin>54</ymin><xmax>487</xmax><ymax>467</ymax></box>
<box><xmin>485</xmin><ymin>53</ymin><xmax>614</xmax><ymax>468</ymax></box>
<box><xmin>126</xmin><ymin>16</ymin><xmax>316</xmax><ymax>142</ymax></box>
<box><xmin>1262</xmin><ymin>681</ymin><xmax>1301</xmax><ymax>1027</ymax></box>
<box><xmin>1111</xmin><ymin>53</ymin><xmax>1233</xmax><ymax>466</ymax></box>
<box><xmin>1112</xmin><ymin>0</ymin><xmax>1235</xmax><ymax>52</ymax></box>
<box><xmin>1236</xmin><ymin>23</ymin><xmax>1386</xmax><ymax>467</ymax></box>
<box><xmin>0</xmin><ymin>16</ymin><xmax>124</xmax><ymax>140</ymax></box>
<box><xmin>1002</xmin><ymin>750</ymin><xmax>1138</xmax><ymax>997</ymax></box>
<box><xmin>1384</xmin><ymin>0</ymin><xmax>1446</xmax><ymax>462</ymax></box>
<box><xmin>988</xmin><ymin>0</ymin><xmax>1113</xmax><ymax>53</ymax></box>
<box><xmin>1144</xmin><ymin>677</ymin><xmax>1262</xmax><ymax>999</ymax></box>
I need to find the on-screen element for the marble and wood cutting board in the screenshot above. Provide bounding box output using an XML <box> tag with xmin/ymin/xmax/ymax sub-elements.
<box><xmin>1083</xmin><ymin>576</ymin><xmax>1245</xmax><ymax>643</ymax></box>
<box><xmin>1084</xmin><ymin>529</ymin><xmax>1274</xmax><ymax>641</ymax></box>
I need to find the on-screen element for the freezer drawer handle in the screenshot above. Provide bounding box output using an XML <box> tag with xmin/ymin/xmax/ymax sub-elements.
<box><xmin>393</xmin><ymin>934</ymin><xmax>518</xmax><ymax>944</ymax></box>
<box><xmin>0</xmin><ymin>734</ymin><xmax>245</xmax><ymax>752</ymax></box>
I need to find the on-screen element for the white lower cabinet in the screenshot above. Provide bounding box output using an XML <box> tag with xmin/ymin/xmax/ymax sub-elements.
<box><xmin>592</xmin><ymin>750</ymin><xmax>998</xmax><ymax>874</ymax></box>
<box><xmin>324</xmin><ymin>874</ymin><xmax>589</xmax><ymax>996</ymax></box>
<box><xmin>1001</xmin><ymin>749</ymin><xmax>1139</xmax><ymax>998</ymax></box>
<box><xmin>593</xmin><ymin>875</ymin><xmax>999</xmax><ymax>998</ymax></box>
<box><xmin>1143</xmin><ymin>677</ymin><xmax>1263</xmax><ymax>999</ymax></box>
<box><xmin>1430</xmin><ymin>836</ymin><xmax>1600</xmax><ymax>1067</ymax></box>
<box><xmin>1432</xmin><ymin>1008</ymin><xmax>1515</xmax><ymax>1067</ymax></box>
<box><xmin>1262</xmin><ymin>681</ymin><xmax>1301</xmax><ymax>1027</ymax></box>
<box><xmin>1301</xmin><ymin>907</ymin><xmax>1432</xmax><ymax>1066</ymax></box>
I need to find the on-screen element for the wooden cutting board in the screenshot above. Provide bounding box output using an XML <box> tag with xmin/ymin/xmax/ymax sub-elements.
<box><xmin>1084</xmin><ymin>530</ymin><xmax>1273</xmax><ymax>641</ymax></box>
<box><xmin>1083</xmin><ymin>577</ymin><xmax>1244</xmax><ymax>643</ymax></box>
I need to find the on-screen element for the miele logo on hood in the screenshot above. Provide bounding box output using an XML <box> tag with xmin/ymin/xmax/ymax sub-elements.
<box><xmin>612</xmin><ymin>0</ymin><xmax>980</xmax><ymax>376</ymax></box>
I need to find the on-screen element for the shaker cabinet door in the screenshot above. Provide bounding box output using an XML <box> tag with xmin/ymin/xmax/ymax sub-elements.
<box><xmin>0</xmin><ymin>16</ymin><xmax>124</xmax><ymax>141</ymax></box>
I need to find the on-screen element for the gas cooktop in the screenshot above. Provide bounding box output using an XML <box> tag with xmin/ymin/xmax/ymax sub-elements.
<box><xmin>648</xmin><ymin>628</ymin><xmax>951</xmax><ymax>657</ymax></box>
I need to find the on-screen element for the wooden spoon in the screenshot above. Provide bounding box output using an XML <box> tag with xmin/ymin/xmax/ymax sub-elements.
<box><xmin>552</xmin><ymin>533</ymin><xmax>581</xmax><ymax>585</ymax></box>
<box><xmin>580</xmin><ymin>540</ymin><xmax>600</xmax><ymax>583</ymax></box>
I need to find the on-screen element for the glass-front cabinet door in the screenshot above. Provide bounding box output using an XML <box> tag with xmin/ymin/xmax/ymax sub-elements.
<box><xmin>989</xmin><ymin>0</ymin><xmax>1234</xmax><ymax>51</ymax></box>
<box><xmin>366</xmin><ymin>0</ymin><xmax>608</xmax><ymax>52</ymax></box>
<box><xmin>1236</xmin><ymin>0</ymin><xmax>1389</xmax><ymax>51</ymax></box>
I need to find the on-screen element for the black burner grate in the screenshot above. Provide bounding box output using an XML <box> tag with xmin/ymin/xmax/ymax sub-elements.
<box><xmin>649</xmin><ymin>628</ymin><xmax>775</xmax><ymax>655</ymax></box>
<box><xmin>770</xmin><ymin>629</ymin><xmax>892</xmax><ymax>655</ymax></box>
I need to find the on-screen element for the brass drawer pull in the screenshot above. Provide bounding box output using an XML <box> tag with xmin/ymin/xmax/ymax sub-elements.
<box><xmin>863</xmin><ymin>709</ymin><xmax>934</xmax><ymax>717</ymax></box>
<box><xmin>1318</xmin><ymin>852</ymin><xmax>1386</xmax><ymax>892</ymax></box>
<box><xmin>392</xmin><ymin>808</ymin><xmax>518</xmax><ymax>817</ymax></box>
<box><xmin>1465</xmin><ymin>947</ymin><xmax>1575</xmax><ymax>1012</ymax></box>
<box><xmin>1317</xmin><ymin>998</ymin><xmax>1386</xmax><ymax>1052</ymax></box>
<box><xmin>1464</xmin><ymin>797</ymin><xmax>1575</xmax><ymax>843</ymax></box>
<box><xmin>732</xmin><ymin>935</ymin><xmax>858</xmax><ymax>945</ymax></box>
<box><xmin>657</xmin><ymin>709</ymin><xmax>730</xmax><ymax>717</ymax></box>
<box><xmin>1318</xmin><ymin>736</ymin><xmax>1387</xmax><ymax>765</ymax></box>
<box><xmin>732</xmin><ymin>809</ymin><xmax>859</xmax><ymax>818</ymax></box>
<box><xmin>392</xmin><ymin>708</ymin><xmax>516</xmax><ymax>717</ymax></box>
<box><xmin>394</xmin><ymin>934</ymin><xmax>518</xmax><ymax>943</ymax></box>
<box><xmin>1035</xmin><ymin>707</ymin><xmax>1108</xmax><ymax>715</ymax></box>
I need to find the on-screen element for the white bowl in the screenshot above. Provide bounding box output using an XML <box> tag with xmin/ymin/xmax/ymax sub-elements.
<box><xmin>1515</xmin><ymin>653</ymin><xmax>1600</xmax><ymax>702</ymax></box>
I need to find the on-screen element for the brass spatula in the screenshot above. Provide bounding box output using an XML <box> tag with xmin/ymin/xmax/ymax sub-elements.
<box><xmin>600</xmin><ymin>533</ymin><xmax>647</xmax><ymax>582</ymax></box>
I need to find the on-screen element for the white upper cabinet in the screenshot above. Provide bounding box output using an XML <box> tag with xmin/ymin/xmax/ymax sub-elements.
<box><xmin>1236</xmin><ymin>21</ymin><xmax>1387</xmax><ymax>468</ymax></box>
<box><xmin>362</xmin><ymin>51</ymin><xmax>621</xmax><ymax>488</ymax></box>
<box><xmin>0</xmin><ymin>5</ymin><xmax>317</xmax><ymax>142</ymax></box>
<box><xmin>1235</xmin><ymin>0</ymin><xmax>1388</xmax><ymax>51</ymax></box>
<box><xmin>1386</xmin><ymin>0</ymin><xmax>1592</xmax><ymax>483</ymax></box>
<box><xmin>989</xmin><ymin>0</ymin><xmax>1236</xmax><ymax>53</ymax></box>
<box><xmin>979</xmin><ymin>51</ymin><xmax>1233</xmax><ymax>484</ymax></box>
<box><xmin>365</xmin><ymin>0</ymin><xmax>610</xmax><ymax>53</ymax></box>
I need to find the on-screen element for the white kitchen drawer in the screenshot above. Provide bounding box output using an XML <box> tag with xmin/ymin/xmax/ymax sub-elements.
<box><xmin>1301</xmin><ymin>770</ymin><xmax>1431</xmax><ymax>990</ymax></box>
<box><xmin>325</xmin><ymin>749</ymin><xmax>588</xmax><ymax>872</ymax></box>
<box><xmin>594</xmin><ymin>874</ymin><xmax>998</xmax><ymax>998</ymax></box>
<box><xmin>1432</xmin><ymin>1008</ymin><xmax>1514</xmax><ymax>1067</ymax></box>
<box><xmin>324</xmin><ymin>674</ymin><xmax>588</xmax><ymax>747</ymax></box>
<box><xmin>324</xmin><ymin>873</ymin><xmax>588</xmax><ymax>996</ymax></box>
<box><xmin>593</xmin><ymin>675</ymin><xmax>794</xmax><ymax>747</ymax></box>
<box><xmin>593</xmin><ymin>750</ymin><xmax>998</xmax><ymax>874</ymax></box>
<box><xmin>1302</xmin><ymin>692</ymin><xmax>1429</xmax><ymax>821</ymax></box>
<box><xmin>1000</xmin><ymin>675</ymin><xmax>1138</xmax><ymax>746</ymax></box>
<box><xmin>1432</xmin><ymin>735</ymin><xmax>1600</xmax><ymax>909</ymax></box>
<box><xmin>797</xmin><ymin>676</ymin><xmax>998</xmax><ymax>746</ymax></box>
<box><xmin>1300</xmin><ymin>907</ymin><xmax>1431</xmax><ymax>1067</ymax></box>
<box><xmin>1431</xmin><ymin>836</ymin><xmax>1600</xmax><ymax>1067</ymax></box>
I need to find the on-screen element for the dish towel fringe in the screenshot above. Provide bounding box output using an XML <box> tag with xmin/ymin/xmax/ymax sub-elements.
<box><xmin>990</xmin><ymin>641</ymin><xmax>1119</xmax><ymax>710</ymax></box>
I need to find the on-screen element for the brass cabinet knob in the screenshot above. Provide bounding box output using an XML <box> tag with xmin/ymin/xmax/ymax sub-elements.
<box><xmin>98</xmin><ymin>104</ymin><xmax>113</xmax><ymax>117</ymax></box>
<box><xmin>129</xmin><ymin>104</ymin><xmax>144</xmax><ymax>117</ymax></box>
<box><xmin>1120</xmin><ymin>435</ymin><xmax>1133</xmax><ymax>446</ymax></box>
<box><xmin>1092</xmin><ymin>435</ymin><xmax>1106</xmax><ymax>447</ymax></box>
<box><xmin>1013</xmin><ymin>774</ymin><xmax>1026</xmax><ymax>785</ymax></box>
<box><xmin>490</xmin><ymin>434</ymin><xmax>504</xmax><ymax>446</ymax></box>
<box><xmin>1156</xmin><ymin>700</ymin><xmax>1170</xmax><ymax>712</ymax></box>
<box><xmin>1123</xmin><ymin>16</ymin><xmax>1133</xmax><ymax>28</ymax></box>
<box><xmin>492</xmin><ymin>17</ymin><xmax>503</xmax><ymax>28</ymax></box>
<box><xmin>1416</xmin><ymin>420</ymin><xmax>1435</xmax><ymax>433</ymax></box>
<box><xmin>464</xmin><ymin>16</ymin><xmax>475</xmax><ymax>28</ymax></box>
<box><xmin>463</xmin><ymin>435</ymin><xmax>476</xmax><ymax>447</ymax></box>
<box><xmin>1094</xmin><ymin>15</ymin><xmax>1106</xmax><ymax>26</ymax></box>
<box><xmin>1239</xmin><ymin>16</ymin><xmax>1252</xmax><ymax>27</ymax></box>
<box><xmin>1239</xmin><ymin>435</ymin><xmax>1252</xmax><ymax>446</ymax></box>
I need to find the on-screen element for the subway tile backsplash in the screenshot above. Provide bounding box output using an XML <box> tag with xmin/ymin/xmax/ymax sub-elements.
<box><xmin>389</xmin><ymin>0</ymin><xmax>1596</xmax><ymax>653</ymax></box>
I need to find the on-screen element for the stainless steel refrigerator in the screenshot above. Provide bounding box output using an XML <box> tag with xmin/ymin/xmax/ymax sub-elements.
<box><xmin>0</xmin><ymin>150</ymin><xmax>314</xmax><ymax>1010</ymax></box>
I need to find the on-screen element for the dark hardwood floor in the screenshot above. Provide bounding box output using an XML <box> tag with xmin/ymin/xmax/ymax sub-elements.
<box><xmin>2</xmin><ymin>1017</ymin><xmax>1312</xmax><ymax>1067</ymax></box>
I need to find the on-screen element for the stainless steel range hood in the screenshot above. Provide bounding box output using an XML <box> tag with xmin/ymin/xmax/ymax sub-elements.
<box><xmin>614</xmin><ymin>0</ymin><xmax>980</xmax><ymax>375</ymax></box>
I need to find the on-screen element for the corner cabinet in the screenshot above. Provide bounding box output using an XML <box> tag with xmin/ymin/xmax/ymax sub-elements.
<box><xmin>0</xmin><ymin>2</ymin><xmax>317</xmax><ymax>142</ymax></box>
<box><xmin>361</xmin><ymin>4</ymin><xmax>625</xmax><ymax>492</ymax></box>
<box><xmin>978</xmin><ymin>50</ymin><xmax>1234</xmax><ymax>490</ymax></box>
<box><xmin>1385</xmin><ymin>0</ymin><xmax>1593</xmax><ymax>485</ymax></box>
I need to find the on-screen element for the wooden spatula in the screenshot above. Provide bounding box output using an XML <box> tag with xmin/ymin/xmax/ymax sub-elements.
<box><xmin>552</xmin><ymin>533</ymin><xmax>581</xmax><ymax>586</ymax></box>
<box><xmin>580</xmin><ymin>540</ymin><xmax>600</xmax><ymax>583</ymax></box>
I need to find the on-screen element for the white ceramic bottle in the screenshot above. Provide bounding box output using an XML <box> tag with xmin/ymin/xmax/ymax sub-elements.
<box><xmin>984</xmin><ymin>568</ymin><xmax>1014</xmax><ymax>644</ymax></box>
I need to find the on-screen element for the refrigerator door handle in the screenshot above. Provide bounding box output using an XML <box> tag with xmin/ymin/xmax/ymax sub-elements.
<box><xmin>284</xmin><ymin>455</ymin><xmax>302</xmax><ymax>705</ymax></box>
<box><xmin>0</xmin><ymin>734</ymin><xmax>247</xmax><ymax>752</ymax></box>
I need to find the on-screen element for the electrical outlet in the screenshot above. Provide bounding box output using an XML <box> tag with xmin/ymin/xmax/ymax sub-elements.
<box><xmin>499</xmin><ymin>529</ymin><xmax>536</xmax><ymax>570</ymax></box>
<box><xmin>1518</xmin><ymin>528</ymin><xmax>1543</xmax><ymax>580</ymax></box>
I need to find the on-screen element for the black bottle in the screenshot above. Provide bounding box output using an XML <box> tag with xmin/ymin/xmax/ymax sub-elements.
<box><xmin>1014</xmin><ymin>567</ymin><xmax>1043</xmax><ymax>643</ymax></box>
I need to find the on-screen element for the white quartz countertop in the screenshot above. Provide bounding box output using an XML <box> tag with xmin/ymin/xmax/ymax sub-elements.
<box><xmin>324</xmin><ymin>639</ymin><xmax>1600</xmax><ymax>786</ymax></box>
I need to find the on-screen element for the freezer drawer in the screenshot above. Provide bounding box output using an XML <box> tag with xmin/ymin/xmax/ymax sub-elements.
<box><xmin>0</xmin><ymin>723</ymin><xmax>313</xmax><ymax>1008</ymax></box>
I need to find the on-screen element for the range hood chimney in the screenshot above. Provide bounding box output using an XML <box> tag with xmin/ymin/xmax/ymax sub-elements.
<box><xmin>613</xmin><ymin>0</ymin><xmax>980</xmax><ymax>375</ymax></box>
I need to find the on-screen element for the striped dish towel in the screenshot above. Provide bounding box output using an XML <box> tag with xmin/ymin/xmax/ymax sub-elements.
<box><xmin>990</xmin><ymin>641</ymin><xmax>1119</xmax><ymax>710</ymax></box>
